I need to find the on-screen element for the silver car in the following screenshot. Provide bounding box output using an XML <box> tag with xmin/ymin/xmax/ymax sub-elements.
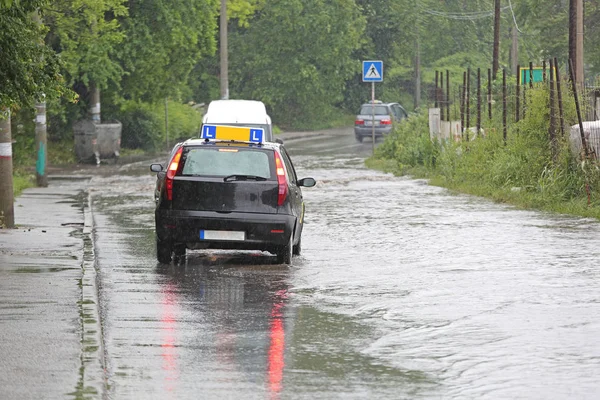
<box><xmin>354</xmin><ymin>101</ymin><xmax>408</xmax><ymax>142</ymax></box>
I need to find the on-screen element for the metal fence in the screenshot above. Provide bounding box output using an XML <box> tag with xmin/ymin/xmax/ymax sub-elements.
<box><xmin>429</xmin><ymin>60</ymin><xmax>600</xmax><ymax>160</ymax></box>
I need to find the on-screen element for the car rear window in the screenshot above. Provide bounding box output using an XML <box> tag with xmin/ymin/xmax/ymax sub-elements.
<box><xmin>181</xmin><ymin>147</ymin><xmax>273</xmax><ymax>178</ymax></box>
<box><xmin>359</xmin><ymin>105</ymin><xmax>389</xmax><ymax>115</ymax></box>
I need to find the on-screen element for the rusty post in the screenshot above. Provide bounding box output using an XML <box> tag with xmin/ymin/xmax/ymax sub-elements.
<box><xmin>503</xmin><ymin>69</ymin><xmax>507</xmax><ymax>143</ymax></box>
<box><xmin>477</xmin><ymin>68</ymin><xmax>481</xmax><ymax>135</ymax></box>
<box><xmin>446</xmin><ymin>70</ymin><xmax>450</xmax><ymax>121</ymax></box>
<box><xmin>466</xmin><ymin>68</ymin><xmax>471</xmax><ymax>141</ymax></box>
<box><xmin>549</xmin><ymin>59</ymin><xmax>557</xmax><ymax>158</ymax></box>
<box><xmin>554</xmin><ymin>57</ymin><xmax>565</xmax><ymax>137</ymax></box>
<box><xmin>529</xmin><ymin>62</ymin><xmax>534</xmax><ymax>88</ymax></box>
<box><xmin>569</xmin><ymin>58</ymin><xmax>589</xmax><ymax>157</ymax></box>
<box><xmin>461</xmin><ymin>71</ymin><xmax>467</xmax><ymax>135</ymax></box>
<box><xmin>523</xmin><ymin>81</ymin><xmax>527</xmax><ymax>119</ymax></box>
<box><xmin>543</xmin><ymin>60</ymin><xmax>547</xmax><ymax>82</ymax></box>
<box><xmin>435</xmin><ymin>71</ymin><xmax>439</xmax><ymax>109</ymax></box>
<box><xmin>516</xmin><ymin>64</ymin><xmax>521</xmax><ymax>123</ymax></box>
<box><xmin>440</xmin><ymin>72</ymin><xmax>445</xmax><ymax>121</ymax></box>
<box><xmin>488</xmin><ymin>68</ymin><xmax>493</xmax><ymax>120</ymax></box>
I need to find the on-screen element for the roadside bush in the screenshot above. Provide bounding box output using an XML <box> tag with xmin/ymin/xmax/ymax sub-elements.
<box><xmin>369</xmin><ymin>85</ymin><xmax>600</xmax><ymax>219</ymax></box>
<box><xmin>114</xmin><ymin>100</ymin><xmax>202</xmax><ymax>151</ymax></box>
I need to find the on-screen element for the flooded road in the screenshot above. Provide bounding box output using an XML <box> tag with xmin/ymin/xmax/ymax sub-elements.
<box><xmin>91</xmin><ymin>131</ymin><xmax>600</xmax><ymax>399</ymax></box>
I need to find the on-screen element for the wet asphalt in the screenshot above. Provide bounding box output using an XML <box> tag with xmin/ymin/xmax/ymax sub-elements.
<box><xmin>2</xmin><ymin>128</ymin><xmax>600</xmax><ymax>399</ymax></box>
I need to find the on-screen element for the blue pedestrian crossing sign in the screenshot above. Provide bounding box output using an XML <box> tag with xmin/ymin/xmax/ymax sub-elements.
<box><xmin>363</xmin><ymin>60</ymin><xmax>383</xmax><ymax>82</ymax></box>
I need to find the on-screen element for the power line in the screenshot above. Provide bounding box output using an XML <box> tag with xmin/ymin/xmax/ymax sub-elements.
<box><xmin>507</xmin><ymin>0</ymin><xmax>523</xmax><ymax>33</ymax></box>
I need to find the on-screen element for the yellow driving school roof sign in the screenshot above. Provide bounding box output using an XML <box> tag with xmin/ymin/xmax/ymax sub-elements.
<box><xmin>200</xmin><ymin>124</ymin><xmax>265</xmax><ymax>143</ymax></box>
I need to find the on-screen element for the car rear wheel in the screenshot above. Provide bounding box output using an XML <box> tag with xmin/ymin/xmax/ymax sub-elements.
<box><xmin>173</xmin><ymin>244</ymin><xmax>186</xmax><ymax>262</ymax></box>
<box><xmin>293</xmin><ymin>234</ymin><xmax>301</xmax><ymax>256</ymax></box>
<box><xmin>277</xmin><ymin>235</ymin><xmax>293</xmax><ymax>265</ymax></box>
<box><xmin>355</xmin><ymin>135</ymin><xmax>363</xmax><ymax>143</ymax></box>
<box><xmin>156</xmin><ymin>239</ymin><xmax>173</xmax><ymax>264</ymax></box>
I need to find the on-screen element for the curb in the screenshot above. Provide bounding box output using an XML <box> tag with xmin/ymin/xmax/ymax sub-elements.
<box><xmin>78</xmin><ymin>191</ymin><xmax>107</xmax><ymax>398</ymax></box>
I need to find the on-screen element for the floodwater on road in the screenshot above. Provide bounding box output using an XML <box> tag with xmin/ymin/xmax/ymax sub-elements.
<box><xmin>90</xmin><ymin>132</ymin><xmax>600</xmax><ymax>399</ymax></box>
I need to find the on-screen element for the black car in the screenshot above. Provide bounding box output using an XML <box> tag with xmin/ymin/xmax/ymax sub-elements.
<box><xmin>150</xmin><ymin>132</ymin><xmax>315</xmax><ymax>265</ymax></box>
<box><xmin>354</xmin><ymin>101</ymin><xmax>408</xmax><ymax>142</ymax></box>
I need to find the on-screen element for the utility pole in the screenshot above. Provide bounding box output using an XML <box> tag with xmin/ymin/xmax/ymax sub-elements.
<box><xmin>569</xmin><ymin>0</ymin><xmax>584</xmax><ymax>85</ymax></box>
<box><xmin>220</xmin><ymin>0</ymin><xmax>229</xmax><ymax>100</ymax></box>
<box><xmin>89</xmin><ymin>83</ymin><xmax>101</xmax><ymax>122</ymax></box>
<box><xmin>492</xmin><ymin>0</ymin><xmax>501</xmax><ymax>79</ymax></box>
<box><xmin>510</xmin><ymin>26</ymin><xmax>519</xmax><ymax>75</ymax></box>
<box><xmin>414</xmin><ymin>34</ymin><xmax>421</xmax><ymax>109</ymax></box>
<box><xmin>33</xmin><ymin>11</ymin><xmax>48</xmax><ymax>187</ymax></box>
<box><xmin>576</xmin><ymin>0</ymin><xmax>584</xmax><ymax>85</ymax></box>
<box><xmin>0</xmin><ymin>109</ymin><xmax>14</xmax><ymax>228</ymax></box>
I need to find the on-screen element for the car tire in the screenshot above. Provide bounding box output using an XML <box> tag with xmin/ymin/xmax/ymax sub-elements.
<box><xmin>355</xmin><ymin>135</ymin><xmax>363</xmax><ymax>143</ymax></box>
<box><xmin>293</xmin><ymin>234</ymin><xmax>301</xmax><ymax>256</ymax></box>
<box><xmin>173</xmin><ymin>244</ymin><xmax>186</xmax><ymax>263</ymax></box>
<box><xmin>156</xmin><ymin>239</ymin><xmax>173</xmax><ymax>264</ymax></box>
<box><xmin>277</xmin><ymin>234</ymin><xmax>293</xmax><ymax>265</ymax></box>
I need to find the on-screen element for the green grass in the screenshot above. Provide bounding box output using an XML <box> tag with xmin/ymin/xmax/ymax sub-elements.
<box><xmin>13</xmin><ymin>173</ymin><xmax>34</xmax><ymax>198</ymax></box>
<box><xmin>368</xmin><ymin>87</ymin><xmax>600</xmax><ymax>221</ymax></box>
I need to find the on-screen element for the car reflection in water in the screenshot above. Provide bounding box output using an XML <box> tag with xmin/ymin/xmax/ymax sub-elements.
<box><xmin>156</xmin><ymin>251</ymin><xmax>290</xmax><ymax>399</ymax></box>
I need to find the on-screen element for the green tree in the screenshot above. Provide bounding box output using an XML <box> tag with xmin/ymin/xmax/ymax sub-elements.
<box><xmin>0</xmin><ymin>0</ymin><xmax>66</xmax><ymax>109</ymax></box>
<box><xmin>116</xmin><ymin>0</ymin><xmax>218</xmax><ymax>102</ymax></box>
<box><xmin>44</xmin><ymin>0</ymin><xmax>128</xmax><ymax>91</ymax></box>
<box><xmin>229</xmin><ymin>0</ymin><xmax>366</xmax><ymax>127</ymax></box>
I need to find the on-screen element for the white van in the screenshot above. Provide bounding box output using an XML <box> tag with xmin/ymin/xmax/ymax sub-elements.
<box><xmin>200</xmin><ymin>100</ymin><xmax>274</xmax><ymax>142</ymax></box>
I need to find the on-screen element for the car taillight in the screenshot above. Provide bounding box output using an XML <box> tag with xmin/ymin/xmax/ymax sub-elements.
<box><xmin>166</xmin><ymin>147</ymin><xmax>183</xmax><ymax>201</ymax></box>
<box><xmin>355</xmin><ymin>119</ymin><xmax>364</xmax><ymax>125</ymax></box>
<box><xmin>380</xmin><ymin>118</ymin><xmax>392</xmax><ymax>125</ymax></box>
<box><xmin>274</xmin><ymin>151</ymin><xmax>288</xmax><ymax>206</ymax></box>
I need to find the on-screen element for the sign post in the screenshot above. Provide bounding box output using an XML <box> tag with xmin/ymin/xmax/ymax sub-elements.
<box><xmin>362</xmin><ymin>60</ymin><xmax>383</xmax><ymax>154</ymax></box>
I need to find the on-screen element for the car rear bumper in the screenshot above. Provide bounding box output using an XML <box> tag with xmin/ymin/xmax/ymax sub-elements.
<box><xmin>156</xmin><ymin>210</ymin><xmax>295</xmax><ymax>251</ymax></box>
<box><xmin>354</xmin><ymin>126</ymin><xmax>392</xmax><ymax>137</ymax></box>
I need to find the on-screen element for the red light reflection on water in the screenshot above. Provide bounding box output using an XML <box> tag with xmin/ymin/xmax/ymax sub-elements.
<box><xmin>161</xmin><ymin>282</ymin><xmax>179</xmax><ymax>395</ymax></box>
<box><xmin>267</xmin><ymin>289</ymin><xmax>287</xmax><ymax>399</ymax></box>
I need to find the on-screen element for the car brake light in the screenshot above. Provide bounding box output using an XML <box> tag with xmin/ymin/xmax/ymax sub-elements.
<box><xmin>355</xmin><ymin>119</ymin><xmax>364</xmax><ymax>125</ymax></box>
<box><xmin>380</xmin><ymin>118</ymin><xmax>392</xmax><ymax>125</ymax></box>
<box><xmin>166</xmin><ymin>147</ymin><xmax>183</xmax><ymax>201</ymax></box>
<box><xmin>274</xmin><ymin>151</ymin><xmax>288</xmax><ymax>206</ymax></box>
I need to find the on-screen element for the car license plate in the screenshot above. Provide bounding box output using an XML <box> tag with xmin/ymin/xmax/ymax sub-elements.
<box><xmin>364</xmin><ymin>121</ymin><xmax>379</xmax><ymax>126</ymax></box>
<box><xmin>200</xmin><ymin>230</ymin><xmax>245</xmax><ymax>241</ymax></box>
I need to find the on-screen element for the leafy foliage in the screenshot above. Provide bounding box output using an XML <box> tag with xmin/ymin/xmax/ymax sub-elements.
<box><xmin>228</xmin><ymin>0</ymin><xmax>366</xmax><ymax>128</ymax></box>
<box><xmin>0</xmin><ymin>0</ymin><xmax>69</xmax><ymax>109</ymax></box>
<box><xmin>116</xmin><ymin>0</ymin><xmax>218</xmax><ymax>102</ymax></box>
<box><xmin>371</xmin><ymin>85</ymin><xmax>600</xmax><ymax>218</ymax></box>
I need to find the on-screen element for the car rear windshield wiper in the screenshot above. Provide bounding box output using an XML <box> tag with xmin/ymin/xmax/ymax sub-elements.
<box><xmin>223</xmin><ymin>174</ymin><xmax>268</xmax><ymax>182</ymax></box>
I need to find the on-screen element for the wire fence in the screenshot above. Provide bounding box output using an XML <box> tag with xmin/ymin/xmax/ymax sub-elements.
<box><xmin>429</xmin><ymin>60</ymin><xmax>600</xmax><ymax>160</ymax></box>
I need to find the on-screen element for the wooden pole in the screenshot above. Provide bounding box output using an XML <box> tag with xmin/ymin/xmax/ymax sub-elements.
<box><xmin>461</xmin><ymin>71</ymin><xmax>467</xmax><ymax>135</ymax></box>
<box><xmin>440</xmin><ymin>72</ymin><xmax>445</xmax><ymax>121</ymax></box>
<box><xmin>220</xmin><ymin>0</ymin><xmax>229</xmax><ymax>99</ymax></box>
<box><xmin>543</xmin><ymin>60</ymin><xmax>547</xmax><ymax>82</ymax></box>
<box><xmin>488</xmin><ymin>68</ymin><xmax>493</xmax><ymax>120</ymax></box>
<box><xmin>492</xmin><ymin>0</ymin><xmax>501</xmax><ymax>79</ymax></box>
<box><xmin>0</xmin><ymin>109</ymin><xmax>14</xmax><ymax>228</ymax></box>
<box><xmin>466</xmin><ymin>68</ymin><xmax>471</xmax><ymax>141</ymax></box>
<box><xmin>529</xmin><ymin>62</ymin><xmax>534</xmax><ymax>88</ymax></box>
<box><xmin>554</xmin><ymin>57</ymin><xmax>565</xmax><ymax>137</ymax></box>
<box><xmin>435</xmin><ymin>71</ymin><xmax>439</xmax><ymax>109</ymax></box>
<box><xmin>569</xmin><ymin>58</ymin><xmax>589</xmax><ymax>157</ymax></box>
<box><xmin>477</xmin><ymin>68</ymin><xmax>481</xmax><ymax>135</ymax></box>
<box><xmin>446</xmin><ymin>70</ymin><xmax>450</xmax><ymax>122</ymax></box>
<box><xmin>503</xmin><ymin>69</ymin><xmax>507</xmax><ymax>143</ymax></box>
<box><xmin>516</xmin><ymin>64</ymin><xmax>521</xmax><ymax>123</ymax></box>
<box><xmin>549</xmin><ymin>59</ymin><xmax>557</xmax><ymax>158</ymax></box>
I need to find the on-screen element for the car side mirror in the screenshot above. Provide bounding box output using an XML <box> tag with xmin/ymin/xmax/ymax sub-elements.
<box><xmin>298</xmin><ymin>177</ymin><xmax>316</xmax><ymax>187</ymax></box>
<box><xmin>275</xmin><ymin>138</ymin><xmax>284</xmax><ymax>145</ymax></box>
<box><xmin>150</xmin><ymin>163</ymin><xmax>163</xmax><ymax>173</ymax></box>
